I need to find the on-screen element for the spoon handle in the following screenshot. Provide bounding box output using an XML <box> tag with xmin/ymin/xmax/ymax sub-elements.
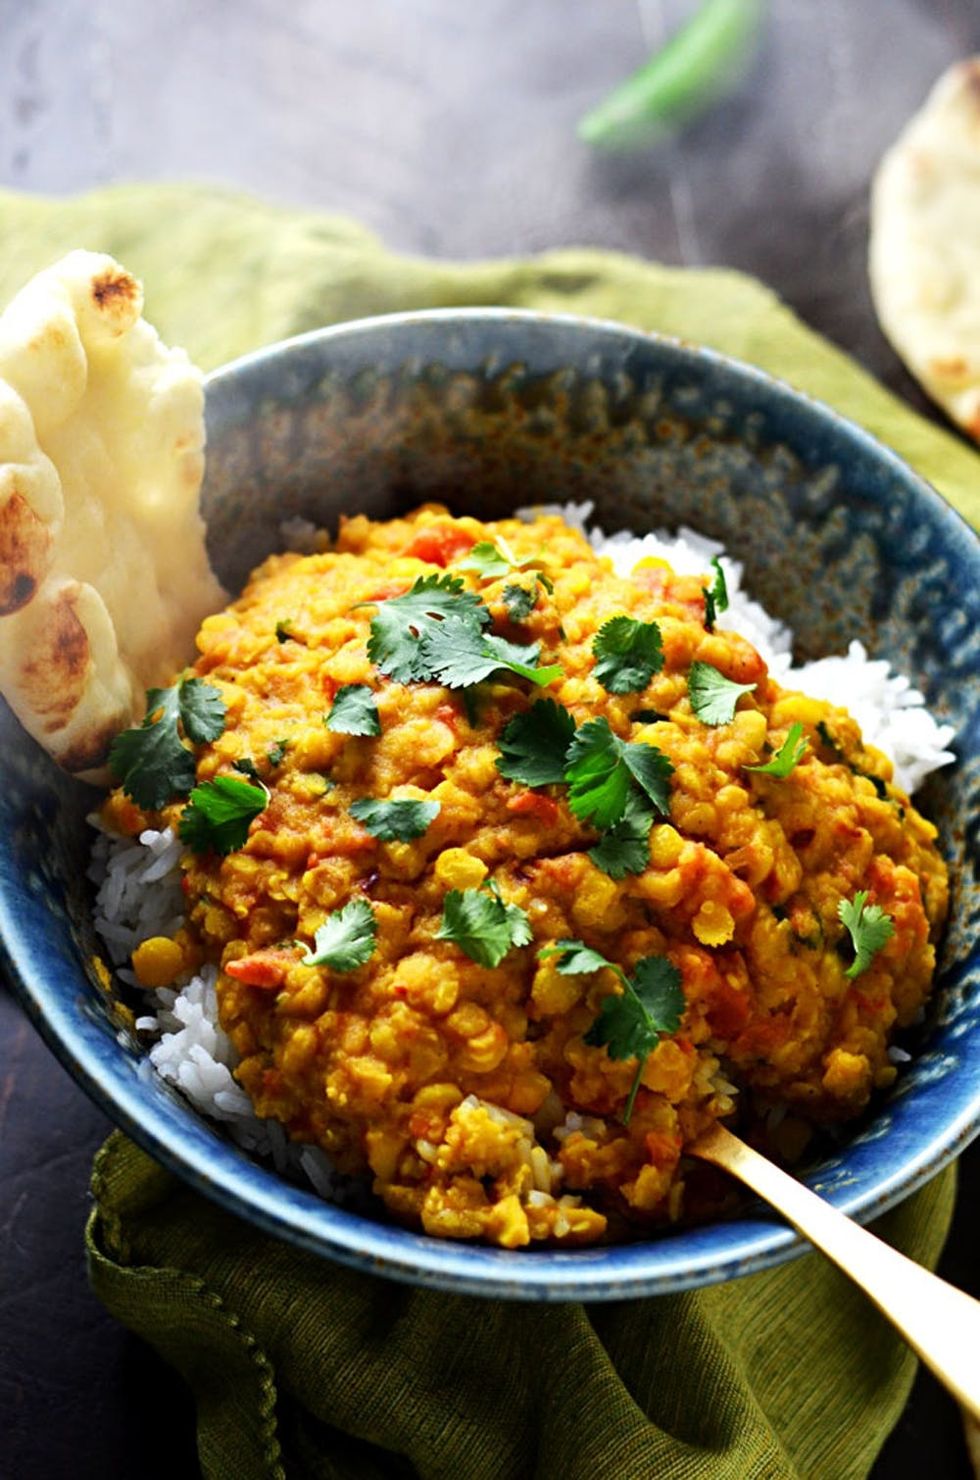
<box><xmin>689</xmin><ymin>1122</ymin><xmax>980</xmax><ymax>1422</ymax></box>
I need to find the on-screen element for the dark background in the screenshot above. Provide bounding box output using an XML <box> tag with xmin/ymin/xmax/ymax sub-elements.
<box><xmin>1</xmin><ymin>2</ymin><xmax>979</xmax><ymax>1476</ymax></box>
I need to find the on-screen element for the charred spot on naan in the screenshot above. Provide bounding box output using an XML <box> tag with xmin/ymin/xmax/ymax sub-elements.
<box><xmin>90</xmin><ymin>267</ymin><xmax>141</xmax><ymax>332</ymax></box>
<box><xmin>0</xmin><ymin>490</ymin><xmax>53</xmax><ymax>615</ymax></box>
<box><xmin>18</xmin><ymin>584</ymin><xmax>91</xmax><ymax>733</ymax></box>
<box><xmin>91</xmin><ymin>268</ymin><xmax>138</xmax><ymax>308</ymax></box>
<box><xmin>56</xmin><ymin>724</ymin><xmax>121</xmax><ymax>774</ymax></box>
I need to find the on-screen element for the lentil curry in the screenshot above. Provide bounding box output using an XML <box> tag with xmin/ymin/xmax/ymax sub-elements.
<box><xmin>107</xmin><ymin>508</ymin><xmax>948</xmax><ymax>1248</ymax></box>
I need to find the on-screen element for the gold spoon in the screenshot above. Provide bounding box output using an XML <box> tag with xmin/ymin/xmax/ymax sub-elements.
<box><xmin>688</xmin><ymin>1122</ymin><xmax>980</xmax><ymax>1422</ymax></box>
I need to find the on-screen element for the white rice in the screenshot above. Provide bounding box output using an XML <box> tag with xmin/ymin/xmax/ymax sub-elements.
<box><xmin>90</xmin><ymin>510</ymin><xmax>956</xmax><ymax>1202</ymax></box>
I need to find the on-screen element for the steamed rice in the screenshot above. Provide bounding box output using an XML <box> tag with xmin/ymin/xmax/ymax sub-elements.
<box><xmin>89</xmin><ymin>511</ymin><xmax>956</xmax><ymax>1202</ymax></box>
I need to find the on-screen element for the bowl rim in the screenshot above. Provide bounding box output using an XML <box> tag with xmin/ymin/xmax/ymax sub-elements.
<box><xmin>4</xmin><ymin>305</ymin><xmax>978</xmax><ymax>1301</ymax></box>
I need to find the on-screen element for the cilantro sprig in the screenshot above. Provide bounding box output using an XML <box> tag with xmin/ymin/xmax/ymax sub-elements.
<box><xmin>326</xmin><ymin>684</ymin><xmax>381</xmax><ymax>737</ymax></box>
<box><xmin>437</xmin><ymin>881</ymin><xmax>532</xmax><ymax>968</ymax></box>
<box><xmin>539</xmin><ymin>940</ymin><xmax>685</xmax><ymax>1122</ymax></box>
<box><xmin>300</xmin><ymin>899</ymin><xmax>378</xmax><ymax>971</ymax></box>
<box><xmin>565</xmin><ymin>718</ymin><xmax>673</xmax><ymax>828</ymax></box>
<box><xmin>178</xmin><ymin>775</ymin><xmax>267</xmax><ymax>855</ymax></box>
<box><xmin>456</xmin><ymin>542</ymin><xmax>518</xmax><ymax>581</ymax></box>
<box><xmin>687</xmin><ymin>661</ymin><xmax>756</xmax><ymax>726</ymax></box>
<box><xmin>587</xmin><ymin>794</ymin><xmax>654</xmax><ymax>879</ymax></box>
<box><xmin>746</xmin><ymin>722</ymin><xmax>808</xmax><ymax>778</ymax></box>
<box><xmin>495</xmin><ymin>702</ymin><xmax>672</xmax><ymax>869</ymax></box>
<box><xmin>496</xmin><ymin>700</ymin><xmax>577</xmax><ymax>787</ymax></box>
<box><xmin>109</xmin><ymin>677</ymin><xmax>227</xmax><ymax>809</ymax></box>
<box><xmin>350</xmin><ymin>797</ymin><xmax>440</xmax><ymax>841</ymax></box>
<box><xmin>366</xmin><ymin>574</ymin><xmax>488</xmax><ymax>683</ymax></box>
<box><xmin>837</xmin><ymin>891</ymin><xmax>895</xmax><ymax>979</ymax></box>
<box><xmin>418</xmin><ymin>616</ymin><xmax>562</xmax><ymax>689</ymax></box>
<box><xmin>702</xmin><ymin>557</ymin><xmax>728</xmax><ymax>633</ymax></box>
<box><xmin>592</xmin><ymin>617</ymin><xmax>663</xmax><ymax>694</ymax></box>
<box><xmin>456</xmin><ymin>538</ymin><xmax>550</xmax><ymax>586</ymax></box>
<box><xmin>365</xmin><ymin>574</ymin><xmax>561</xmax><ymax>690</ymax></box>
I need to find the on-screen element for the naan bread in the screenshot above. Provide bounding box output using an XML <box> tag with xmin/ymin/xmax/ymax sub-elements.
<box><xmin>0</xmin><ymin>251</ymin><xmax>225</xmax><ymax>776</ymax></box>
<box><xmin>870</xmin><ymin>59</ymin><xmax>980</xmax><ymax>439</ymax></box>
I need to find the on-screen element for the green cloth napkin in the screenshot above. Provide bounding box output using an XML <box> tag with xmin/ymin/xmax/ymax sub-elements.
<box><xmin>5</xmin><ymin>182</ymin><xmax>969</xmax><ymax>1479</ymax></box>
<box><xmin>89</xmin><ymin>1133</ymin><xmax>953</xmax><ymax>1480</ymax></box>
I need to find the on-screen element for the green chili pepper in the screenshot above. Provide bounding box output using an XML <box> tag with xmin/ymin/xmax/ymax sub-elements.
<box><xmin>578</xmin><ymin>0</ymin><xmax>765</xmax><ymax>150</ymax></box>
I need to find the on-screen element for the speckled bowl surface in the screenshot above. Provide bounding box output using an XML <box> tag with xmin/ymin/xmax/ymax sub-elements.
<box><xmin>2</xmin><ymin>309</ymin><xmax>979</xmax><ymax>1301</ymax></box>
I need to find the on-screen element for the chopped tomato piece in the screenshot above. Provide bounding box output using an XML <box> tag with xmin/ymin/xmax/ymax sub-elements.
<box><xmin>506</xmin><ymin>791</ymin><xmax>559</xmax><ymax>824</ymax></box>
<box><xmin>645</xmin><ymin>1131</ymin><xmax>682</xmax><ymax>1169</ymax></box>
<box><xmin>404</xmin><ymin>525</ymin><xmax>475</xmax><ymax>567</ymax></box>
<box><xmin>225</xmin><ymin>950</ymin><xmax>293</xmax><ymax>989</ymax></box>
<box><xmin>705</xmin><ymin>977</ymin><xmax>752</xmax><ymax>1038</ymax></box>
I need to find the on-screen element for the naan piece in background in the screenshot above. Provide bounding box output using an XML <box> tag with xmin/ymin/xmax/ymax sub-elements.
<box><xmin>870</xmin><ymin>58</ymin><xmax>980</xmax><ymax>439</ymax></box>
<box><xmin>0</xmin><ymin>251</ymin><xmax>224</xmax><ymax>776</ymax></box>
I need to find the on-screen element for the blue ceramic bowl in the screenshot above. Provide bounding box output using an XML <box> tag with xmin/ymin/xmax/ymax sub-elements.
<box><xmin>2</xmin><ymin>310</ymin><xmax>979</xmax><ymax>1301</ymax></box>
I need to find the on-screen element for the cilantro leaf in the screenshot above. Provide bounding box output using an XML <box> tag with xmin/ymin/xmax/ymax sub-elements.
<box><xmin>592</xmin><ymin>616</ymin><xmax>663</xmax><ymax>694</ymax></box>
<box><xmin>837</xmin><ymin>891</ymin><xmax>895</xmax><ymax>979</ymax></box>
<box><xmin>178</xmin><ymin>678</ymin><xmax>227</xmax><ymax>744</ymax></box>
<box><xmin>419</xmin><ymin>615</ymin><xmax>563</xmax><ymax>689</ymax></box>
<box><xmin>300</xmin><ymin>898</ymin><xmax>378</xmax><ymax>971</ymax></box>
<box><xmin>585</xmin><ymin>987</ymin><xmax>661</xmax><ymax>1062</ymax></box>
<box><xmin>367</xmin><ymin>574</ymin><xmax>488</xmax><ymax>684</ymax></box>
<box><xmin>588</xmin><ymin>794</ymin><xmax>654</xmax><ymax>879</ymax></box>
<box><xmin>326</xmin><ymin>684</ymin><xmax>381</xmax><ymax>737</ymax></box>
<box><xmin>631</xmin><ymin>956</ymin><xmax>686</xmax><ymax>1035</ymax></box>
<box><xmin>538</xmin><ymin>938</ymin><xmax>618</xmax><ymax>976</ymax></box>
<box><xmin>275</xmin><ymin>619</ymin><xmax>293</xmax><ymax>643</ymax></box>
<box><xmin>266</xmin><ymin>739</ymin><xmax>290</xmax><ymax>767</ymax></box>
<box><xmin>538</xmin><ymin>942</ymin><xmax>685</xmax><ymax>1118</ymax></box>
<box><xmin>621</xmin><ymin>741</ymin><xmax>674</xmax><ymax>816</ymax></box>
<box><xmin>109</xmin><ymin>688</ymin><xmax>192</xmax><ymax>809</ymax></box>
<box><xmin>437</xmin><ymin>883</ymin><xmax>533</xmax><ymax>968</ymax></box>
<box><xmin>688</xmin><ymin>661</ymin><xmax>756</xmax><ymax>726</ymax></box>
<box><xmin>456</xmin><ymin>542</ymin><xmax>514</xmax><ymax>580</ymax></box>
<box><xmin>366</xmin><ymin>573</ymin><xmax>560</xmax><ymax>690</ymax></box>
<box><xmin>584</xmin><ymin>954</ymin><xmax>685</xmax><ymax>1121</ymax></box>
<box><xmin>746</xmin><ymin>722</ymin><xmax>808</xmax><ymax>778</ymax></box>
<box><xmin>457</xmin><ymin>539</ymin><xmax>548</xmax><ymax>584</ymax></box>
<box><xmin>349</xmin><ymin>797</ymin><xmax>440</xmax><ymax>841</ymax></box>
<box><xmin>232</xmin><ymin>756</ymin><xmax>259</xmax><ymax>781</ymax></box>
<box><xmin>564</xmin><ymin>719</ymin><xmax>631</xmax><ymax>827</ymax></box>
<box><xmin>109</xmin><ymin>678</ymin><xmax>227</xmax><ymax>809</ymax></box>
<box><xmin>502</xmin><ymin>582</ymin><xmax>538</xmax><ymax>622</ymax></box>
<box><xmin>496</xmin><ymin>699</ymin><xmax>577</xmax><ymax>787</ymax></box>
<box><xmin>564</xmin><ymin>718</ymin><xmax>672</xmax><ymax>828</ymax></box>
<box><xmin>178</xmin><ymin>776</ymin><xmax>267</xmax><ymax>855</ymax></box>
<box><xmin>702</xmin><ymin>557</ymin><xmax>729</xmax><ymax>632</ymax></box>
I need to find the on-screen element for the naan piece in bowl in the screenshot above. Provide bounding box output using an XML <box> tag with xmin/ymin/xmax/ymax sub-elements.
<box><xmin>870</xmin><ymin>58</ymin><xmax>980</xmax><ymax>439</ymax></box>
<box><xmin>0</xmin><ymin>250</ymin><xmax>224</xmax><ymax>776</ymax></box>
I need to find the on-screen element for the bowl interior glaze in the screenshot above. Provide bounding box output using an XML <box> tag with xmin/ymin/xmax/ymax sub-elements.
<box><xmin>2</xmin><ymin>309</ymin><xmax>979</xmax><ymax>1301</ymax></box>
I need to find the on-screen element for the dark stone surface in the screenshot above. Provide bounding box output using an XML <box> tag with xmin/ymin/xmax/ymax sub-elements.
<box><xmin>1</xmin><ymin>1</ymin><xmax>979</xmax><ymax>1476</ymax></box>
